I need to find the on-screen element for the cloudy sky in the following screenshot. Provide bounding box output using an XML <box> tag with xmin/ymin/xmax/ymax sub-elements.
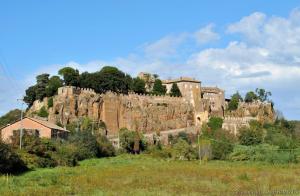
<box><xmin>0</xmin><ymin>0</ymin><xmax>300</xmax><ymax>119</ymax></box>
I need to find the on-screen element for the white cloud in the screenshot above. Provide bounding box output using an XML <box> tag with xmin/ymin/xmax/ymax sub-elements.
<box><xmin>2</xmin><ymin>9</ymin><xmax>300</xmax><ymax>119</ymax></box>
<box><xmin>194</xmin><ymin>23</ymin><xmax>220</xmax><ymax>44</ymax></box>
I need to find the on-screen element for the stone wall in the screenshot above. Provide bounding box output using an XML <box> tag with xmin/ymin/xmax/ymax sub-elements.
<box><xmin>28</xmin><ymin>86</ymin><xmax>195</xmax><ymax>136</ymax></box>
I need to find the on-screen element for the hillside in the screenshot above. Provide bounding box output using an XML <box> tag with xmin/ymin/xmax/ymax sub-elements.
<box><xmin>0</xmin><ymin>155</ymin><xmax>299</xmax><ymax>196</ymax></box>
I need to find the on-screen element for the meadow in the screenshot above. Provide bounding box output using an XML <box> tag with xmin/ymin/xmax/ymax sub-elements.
<box><xmin>0</xmin><ymin>154</ymin><xmax>300</xmax><ymax>196</ymax></box>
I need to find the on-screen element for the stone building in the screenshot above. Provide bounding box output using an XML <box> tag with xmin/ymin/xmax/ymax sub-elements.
<box><xmin>201</xmin><ymin>87</ymin><xmax>225</xmax><ymax>118</ymax></box>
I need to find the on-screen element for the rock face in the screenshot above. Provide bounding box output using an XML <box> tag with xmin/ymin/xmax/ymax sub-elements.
<box><xmin>28</xmin><ymin>86</ymin><xmax>194</xmax><ymax>136</ymax></box>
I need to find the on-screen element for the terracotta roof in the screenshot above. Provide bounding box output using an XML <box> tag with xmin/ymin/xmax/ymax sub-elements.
<box><xmin>27</xmin><ymin>117</ymin><xmax>69</xmax><ymax>132</ymax></box>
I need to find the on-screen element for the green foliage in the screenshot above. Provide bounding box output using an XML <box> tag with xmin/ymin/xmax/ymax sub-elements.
<box><xmin>0</xmin><ymin>109</ymin><xmax>21</xmax><ymax>128</ymax></box>
<box><xmin>132</xmin><ymin>77</ymin><xmax>146</xmax><ymax>94</ymax></box>
<box><xmin>207</xmin><ymin>117</ymin><xmax>223</xmax><ymax>131</ymax></box>
<box><xmin>47</xmin><ymin>97</ymin><xmax>53</xmax><ymax>108</ymax></box>
<box><xmin>67</xmin><ymin>131</ymin><xmax>99</xmax><ymax>161</ymax></box>
<box><xmin>201</xmin><ymin>124</ymin><xmax>235</xmax><ymax>160</ymax></box>
<box><xmin>255</xmin><ymin>88</ymin><xmax>272</xmax><ymax>102</ymax></box>
<box><xmin>171</xmin><ymin>138</ymin><xmax>197</xmax><ymax>161</ymax></box>
<box><xmin>96</xmin><ymin>134</ymin><xmax>116</xmax><ymax>157</ymax></box>
<box><xmin>93</xmin><ymin>66</ymin><xmax>132</xmax><ymax>94</ymax></box>
<box><xmin>45</xmin><ymin>76</ymin><xmax>63</xmax><ymax>97</ymax></box>
<box><xmin>58</xmin><ymin>67</ymin><xmax>80</xmax><ymax>86</ymax></box>
<box><xmin>0</xmin><ymin>141</ymin><xmax>27</xmax><ymax>174</ymax></box>
<box><xmin>35</xmin><ymin>74</ymin><xmax>50</xmax><ymax>100</ymax></box>
<box><xmin>169</xmin><ymin>83</ymin><xmax>182</xmax><ymax>97</ymax></box>
<box><xmin>119</xmin><ymin>128</ymin><xmax>147</xmax><ymax>154</ymax></box>
<box><xmin>229</xmin><ymin>144</ymin><xmax>298</xmax><ymax>164</ymax></box>
<box><xmin>24</xmin><ymin>85</ymin><xmax>37</xmax><ymax>106</ymax></box>
<box><xmin>238</xmin><ymin>123</ymin><xmax>264</xmax><ymax>146</ymax></box>
<box><xmin>152</xmin><ymin>79</ymin><xmax>166</xmax><ymax>95</ymax></box>
<box><xmin>244</xmin><ymin>91</ymin><xmax>258</xmax><ymax>103</ymax></box>
<box><xmin>37</xmin><ymin>106</ymin><xmax>49</xmax><ymax>118</ymax></box>
<box><xmin>228</xmin><ymin>92</ymin><xmax>242</xmax><ymax>111</ymax></box>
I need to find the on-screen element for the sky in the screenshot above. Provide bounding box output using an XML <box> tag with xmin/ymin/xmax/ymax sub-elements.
<box><xmin>0</xmin><ymin>0</ymin><xmax>300</xmax><ymax>120</ymax></box>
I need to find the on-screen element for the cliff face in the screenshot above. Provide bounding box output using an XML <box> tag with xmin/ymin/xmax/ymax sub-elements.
<box><xmin>225</xmin><ymin>101</ymin><xmax>275</xmax><ymax>123</ymax></box>
<box><xmin>27</xmin><ymin>87</ymin><xmax>195</xmax><ymax>135</ymax></box>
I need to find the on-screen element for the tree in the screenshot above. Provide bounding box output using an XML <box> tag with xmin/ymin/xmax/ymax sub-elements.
<box><xmin>24</xmin><ymin>85</ymin><xmax>37</xmax><ymax>106</ymax></box>
<box><xmin>207</xmin><ymin>117</ymin><xmax>223</xmax><ymax>131</ymax></box>
<box><xmin>255</xmin><ymin>88</ymin><xmax>271</xmax><ymax>102</ymax></box>
<box><xmin>46</xmin><ymin>76</ymin><xmax>63</xmax><ymax>97</ymax></box>
<box><xmin>79</xmin><ymin>72</ymin><xmax>96</xmax><ymax>89</ymax></box>
<box><xmin>152</xmin><ymin>79</ymin><xmax>167</xmax><ymax>95</ymax></box>
<box><xmin>228</xmin><ymin>92</ymin><xmax>243</xmax><ymax>111</ymax></box>
<box><xmin>35</xmin><ymin>74</ymin><xmax>50</xmax><ymax>100</ymax></box>
<box><xmin>238</xmin><ymin>121</ymin><xmax>263</xmax><ymax>146</ymax></box>
<box><xmin>0</xmin><ymin>141</ymin><xmax>27</xmax><ymax>174</ymax></box>
<box><xmin>92</xmin><ymin>66</ymin><xmax>131</xmax><ymax>94</ymax></box>
<box><xmin>244</xmin><ymin>91</ymin><xmax>258</xmax><ymax>103</ymax></box>
<box><xmin>132</xmin><ymin>77</ymin><xmax>146</xmax><ymax>94</ymax></box>
<box><xmin>0</xmin><ymin>109</ymin><xmax>21</xmax><ymax>127</ymax></box>
<box><xmin>58</xmin><ymin>67</ymin><xmax>80</xmax><ymax>86</ymax></box>
<box><xmin>170</xmin><ymin>83</ymin><xmax>182</xmax><ymax>97</ymax></box>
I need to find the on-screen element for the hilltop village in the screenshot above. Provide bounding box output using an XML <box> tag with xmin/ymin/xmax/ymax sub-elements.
<box><xmin>20</xmin><ymin>70</ymin><xmax>274</xmax><ymax>145</ymax></box>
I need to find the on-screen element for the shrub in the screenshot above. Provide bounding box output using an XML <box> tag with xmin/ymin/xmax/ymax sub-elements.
<box><xmin>202</xmin><ymin>125</ymin><xmax>235</xmax><ymax>160</ymax></box>
<box><xmin>47</xmin><ymin>97</ymin><xmax>53</xmax><ymax>108</ymax></box>
<box><xmin>67</xmin><ymin>131</ymin><xmax>99</xmax><ymax>161</ymax></box>
<box><xmin>119</xmin><ymin>128</ymin><xmax>147</xmax><ymax>154</ymax></box>
<box><xmin>238</xmin><ymin>121</ymin><xmax>264</xmax><ymax>146</ymax></box>
<box><xmin>0</xmin><ymin>141</ymin><xmax>27</xmax><ymax>174</ymax></box>
<box><xmin>229</xmin><ymin>144</ymin><xmax>298</xmax><ymax>164</ymax></box>
<box><xmin>207</xmin><ymin>117</ymin><xmax>223</xmax><ymax>131</ymax></box>
<box><xmin>37</xmin><ymin>106</ymin><xmax>49</xmax><ymax>118</ymax></box>
<box><xmin>171</xmin><ymin>138</ymin><xmax>197</xmax><ymax>161</ymax></box>
<box><xmin>96</xmin><ymin>134</ymin><xmax>116</xmax><ymax>157</ymax></box>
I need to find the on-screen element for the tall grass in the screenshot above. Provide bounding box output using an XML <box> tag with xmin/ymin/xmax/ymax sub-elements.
<box><xmin>0</xmin><ymin>154</ymin><xmax>299</xmax><ymax>195</ymax></box>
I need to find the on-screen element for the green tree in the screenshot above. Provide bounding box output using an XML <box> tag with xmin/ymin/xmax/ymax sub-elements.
<box><xmin>92</xmin><ymin>66</ymin><xmax>131</xmax><ymax>94</ymax></box>
<box><xmin>58</xmin><ymin>67</ymin><xmax>80</xmax><ymax>86</ymax></box>
<box><xmin>119</xmin><ymin>128</ymin><xmax>147</xmax><ymax>153</ymax></box>
<box><xmin>79</xmin><ymin>71</ymin><xmax>96</xmax><ymax>89</ymax></box>
<box><xmin>228</xmin><ymin>92</ymin><xmax>243</xmax><ymax>111</ymax></box>
<box><xmin>24</xmin><ymin>85</ymin><xmax>37</xmax><ymax>106</ymax></box>
<box><xmin>35</xmin><ymin>74</ymin><xmax>50</xmax><ymax>100</ymax></box>
<box><xmin>152</xmin><ymin>79</ymin><xmax>166</xmax><ymax>95</ymax></box>
<box><xmin>37</xmin><ymin>106</ymin><xmax>49</xmax><ymax>118</ymax></box>
<box><xmin>255</xmin><ymin>88</ymin><xmax>272</xmax><ymax>102</ymax></box>
<box><xmin>244</xmin><ymin>91</ymin><xmax>258</xmax><ymax>103</ymax></box>
<box><xmin>46</xmin><ymin>76</ymin><xmax>63</xmax><ymax>97</ymax></box>
<box><xmin>0</xmin><ymin>141</ymin><xmax>27</xmax><ymax>174</ymax></box>
<box><xmin>207</xmin><ymin>117</ymin><xmax>223</xmax><ymax>131</ymax></box>
<box><xmin>132</xmin><ymin>77</ymin><xmax>146</xmax><ymax>94</ymax></box>
<box><xmin>238</xmin><ymin>121</ymin><xmax>264</xmax><ymax>146</ymax></box>
<box><xmin>0</xmin><ymin>109</ymin><xmax>21</xmax><ymax>127</ymax></box>
<box><xmin>170</xmin><ymin>83</ymin><xmax>182</xmax><ymax>97</ymax></box>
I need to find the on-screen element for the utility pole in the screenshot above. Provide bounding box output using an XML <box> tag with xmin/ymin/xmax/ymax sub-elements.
<box><xmin>198</xmin><ymin>131</ymin><xmax>202</xmax><ymax>164</ymax></box>
<box><xmin>17</xmin><ymin>99</ymin><xmax>24</xmax><ymax>150</ymax></box>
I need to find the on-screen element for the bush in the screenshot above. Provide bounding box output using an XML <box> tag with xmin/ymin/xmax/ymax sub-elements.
<box><xmin>119</xmin><ymin>128</ymin><xmax>147</xmax><ymax>154</ymax></box>
<box><xmin>47</xmin><ymin>97</ymin><xmax>53</xmax><ymax>108</ymax></box>
<box><xmin>207</xmin><ymin>117</ymin><xmax>223</xmax><ymax>131</ymax></box>
<box><xmin>171</xmin><ymin>138</ymin><xmax>197</xmax><ymax>161</ymax></box>
<box><xmin>229</xmin><ymin>144</ymin><xmax>298</xmax><ymax>164</ymax></box>
<box><xmin>202</xmin><ymin>124</ymin><xmax>235</xmax><ymax>160</ymax></box>
<box><xmin>67</xmin><ymin>131</ymin><xmax>99</xmax><ymax>161</ymax></box>
<box><xmin>0</xmin><ymin>141</ymin><xmax>27</xmax><ymax>174</ymax></box>
<box><xmin>96</xmin><ymin>134</ymin><xmax>116</xmax><ymax>157</ymax></box>
<box><xmin>238</xmin><ymin>121</ymin><xmax>264</xmax><ymax>146</ymax></box>
<box><xmin>37</xmin><ymin>106</ymin><xmax>49</xmax><ymax>118</ymax></box>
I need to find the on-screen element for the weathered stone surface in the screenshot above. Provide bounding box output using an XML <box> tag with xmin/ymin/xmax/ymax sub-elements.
<box><xmin>27</xmin><ymin>87</ymin><xmax>194</xmax><ymax>136</ymax></box>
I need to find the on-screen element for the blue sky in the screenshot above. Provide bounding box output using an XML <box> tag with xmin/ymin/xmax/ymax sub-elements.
<box><xmin>0</xmin><ymin>0</ymin><xmax>300</xmax><ymax>119</ymax></box>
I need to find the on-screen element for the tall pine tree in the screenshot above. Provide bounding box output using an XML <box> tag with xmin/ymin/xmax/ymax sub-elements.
<box><xmin>170</xmin><ymin>83</ymin><xmax>182</xmax><ymax>97</ymax></box>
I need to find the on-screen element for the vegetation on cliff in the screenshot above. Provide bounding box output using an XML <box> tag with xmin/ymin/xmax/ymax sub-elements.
<box><xmin>23</xmin><ymin>66</ymin><xmax>182</xmax><ymax>107</ymax></box>
<box><xmin>0</xmin><ymin>109</ymin><xmax>21</xmax><ymax>128</ymax></box>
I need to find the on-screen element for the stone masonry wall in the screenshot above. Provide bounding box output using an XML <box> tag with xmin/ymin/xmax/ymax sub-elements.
<box><xmin>28</xmin><ymin>87</ymin><xmax>195</xmax><ymax>136</ymax></box>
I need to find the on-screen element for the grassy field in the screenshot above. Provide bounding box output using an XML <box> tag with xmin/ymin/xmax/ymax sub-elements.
<box><xmin>0</xmin><ymin>155</ymin><xmax>300</xmax><ymax>196</ymax></box>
